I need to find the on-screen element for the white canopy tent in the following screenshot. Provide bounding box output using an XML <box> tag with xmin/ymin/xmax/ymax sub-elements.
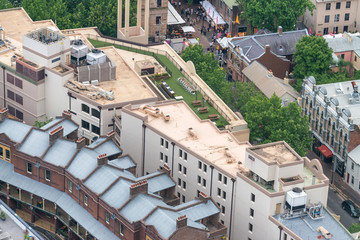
<box><xmin>201</xmin><ymin>1</ymin><xmax>227</xmax><ymax>25</ymax></box>
<box><xmin>216</xmin><ymin>37</ymin><xmax>229</xmax><ymax>48</ymax></box>
<box><xmin>168</xmin><ymin>2</ymin><xmax>186</xmax><ymax>25</ymax></box>
<box><xmin>182</xmin><ymin>26</ymin><xmax>196</xmax><ymax>33</ymax></box>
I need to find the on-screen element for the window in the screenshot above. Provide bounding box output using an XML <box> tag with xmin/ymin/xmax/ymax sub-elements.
<box><xmin>184</xmin><ymin>152</ymin><xmax>188</xmax><ymax>160</ymax></box>
<box><xmin>91</xmin><ymin>125</ymin><xmax>100</xmax><ymax>135</ymax></box>
<box><xmin>45</xmin><ymin>169</ymin><xmax>51</xmax><ymax>181</ymax></box>
<box><xmin>355</xmin><ymin>56</ymin><xmax>358</xmax><ymax>62</ymax></box>
<box><xmin>203</xmin><ymin>164</ymin><xmax>207</xmax><ymax>172</ymax></box>
<box><xmin>7</xmin><ymin>105</ymin><xmax>14</xmax><ymax>116</ymax></box>
<box><xmin>224</xmin><ymin>176</ymin><xmax>227</xmax><ymax>185</ymax></box>
<box><xmin>161</xmin><ymin>138</ymin><xmax>164</xmax><ymax>146</ymax></box>
<box><xmin>5</xmin><ymin>149</ymin><xmax>10</xmax><ymax>161</ymax></box>
<box><xmin>84</xmin><ymin>194</ymin><xmax>88</xmax><ymax>206</ymax></box>
<box><xmin>120</xmin><ymin>224</ymin><xmax>124</xmax><ymax>236</ymax></box>
<box><xmin>15</xmin><ymin>78</ymin><xmax>23</xmax><ymax>89</ymax></box>
<box><xmin>346</xmin><ymin>1</ymin><xmax>351</xmax><ymax>8</ymax></box>
<box><xmin>344</xmin><ymin>26</ymin><xmax>349</xmax><ymax>33</ymax></box>
<box><xmin>334</xmin><ymin>14</ymin><xmax>340</xmax><ymax>22</ymax></box>
<box><xmin>333</xmin><ymin>26</ymin><xmax>338</xmax><ymax>34</ymax></box>
<box><xmin>221</xmin><ymin>206</ymin><xmax>225</xmax><ymax>214</ymax></box>
<box><xmin>351</xmin><ymin>176</ymin><xmax>354</xmax><ymax>185</ymax></box>
<box><xmin>249</xmin><ymin>223</ymin><xmax>253</xmax><ymax>232</ymax></box>
<box><xmin>336</xmin><ymin>2</ymin><xmax>341</xmax><ymax>9</ymax></box>
<box><xmin>358</xmin><ymin>181</ymin><xmax>360</xmax><ymax>190</ymax></box>
<box><xmin>324</xmin><ymin>15</ymin><xmax>330</xmax><ymax>23</ymax></box>
<box><xmin>155</xmin><ymin>31</ymin><xmax>160</xmax><ymax>37</ymax></box>
<box><xmin>202</xmin><ymin>179</ymin><xmax>206</xmax><ymax>187</ymax></box>
<box><xmin>183</xmin><ymin>181</ymin><xmax>186</xmax><ymax>189</ymax></box>
<box><xmin>91</xmin><ymin>108</ymin><xmax>100</xmax><ymax>118</ymax></box>
<box><xmin>283</xmin><ymin>233</ymin><xmax>288</xmax><ymax>240</ymax></box>
<box><xmin>7</xmin><ymin>90</ymin><xmax>14</xmax><ymax>101</ymax></box>
<box><xmin>251</xmin><ymin>193</ymin><xmax>255</xmax><ymax>202</ymax></box>
<box><xmin>352</xmin><ymin>162</ymin><xmax>355</xmax><ymax>170</ymax></box>
<box><xmin>68</xmin><ymin>180</ymin><xmax>73</xmax><ymax>193</ymax></box>
<box><xmin>0</xmin><ymin>148</ymin><xmax>3</xmax><ymax>158</ymax></box>
<box><xmin>105</xmin><ymin>211</ymin><xmax>110</xmax><ymax>224</ymax></box>
<box><xmin>223</xmin><ymin>191</ymin><xmax>226</xmax><ymax>199</ymax></box>
<box><xmin>27</xmin><ymin>162</ymin><xmax>32</xmax><ymax>174</ymax></box>
<box><xmin>220</xmin><ymin>0</ymin><xmax>223</xmax><ymax>8</ymax></box>
<box><xmin>52</xmin><ymin>57</ymin><xmax>60</xmax><ymax>63</ymax></box>
<box><xmin>157</xmin><ymin>0</ymin><xmax>161</xmax><ymax>7</ymax></box>
<box><xmin>326</xmin><ymin>3</ymin><xmax>331</xmax><ymax>10</ymax></box>
<box><xmin>178</xmin><ymin>178</ymin><xmax>181</xmax><ymax>186</ymax></box>
<box><xmin>179</xmin><ymin>149</ymin><xmax>183</xmax><ymax>158</ymax></box>
<box><xmin>197</xmin><ymin>190</ymin><xmax>200</xmax><ymax>197</ymax></box>
<box><xmin>198</xmin><ymin>161</ymin><xmax>202</xmax><ymax>169</ymax></box>
<box><xmin>218</xmin><ymin>173</ymin><xmax>222</xmax><ymax>182</ymax></box>
<box><xmin>160</xmin><ymin>152</ymin><xmax>163</xmax><ymax>160</ymax></box>
<box><xmin>183</xmin><ymin>167</ymin><xmax>187</xmax><ymax>175</ymax></box>
<box><xmin>15</xmin><ymin>94</ymin><xmax>23</xmax><ymax>105</ymax></box>
<box><xmin>80</xmin><ymin>120</ymin><xmax>90</xmax><ymax>129</ymax></box>
<box><xmin>16</xmin><ymin>110</ymin><xmax>23</xmax><ymax>120</ymax></box>
<box><xmin>227</xmin><ymin>8</ymin><xmax>230</xmax><ymax>17</ymax></box>
<box><xmin>165</xmin><ymin>155</ymin><xmax>168</xmax><ymax>163</ymax></box>
<box><xmin>345</xmin><ymin>13</ymin><xmax>350</xmax><ymax>21</ymax></box>
<box><xmin>198</xmin><ymin>176</ymin><xmax>201</xmax><ymax>184</ymax></box>
<box><xmin>177</xmin><ymin>192</ymin><xmax>180</xmax><ymax>198</ymax></box>
<box><xmin>182</xmin><ymin>195</ymin><xmax>185</xmax><ymax>203</ymax></box>
<box><xmin>178</xmin><ymin>164</ymin><xmax>182</xmax><ymax>172</ymax></box>
<box><xmin>323</xmin><ymin>28</ymin><xmax>329</xmax><ymax>35</ymax></box>
<box><xmin>250</xmin><ymin>208</ymin><xmax>254</xmax><ymax>217</ymax></box>
<box><xmin>165</xmin><ymin>141</ymin><xmax>168</xmax><ymax>149</ymax></box>
<box><xmin>156</xmin><ymin>16</ymin><xmax>161</xmax><ymax>25</ymax></box>
<box><xmin>7</xmin><ymin>74</ymin><xmax>14</xmax><ymax>84</ymax></box>
<box><xmin>81</xmin><ymin>104</ymin><xmax>90</xmax><ymax>113</ymax></box>
<box><xmin>217</xmin><ymin>188</ymin><xmax>221</xmax><ymax>196</ymax></box>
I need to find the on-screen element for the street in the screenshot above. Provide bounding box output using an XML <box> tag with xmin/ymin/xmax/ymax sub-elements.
<box><xmin>327</xmin><ymin>187</ymin><xmax>358</xmax><ymax>229</ymax></box>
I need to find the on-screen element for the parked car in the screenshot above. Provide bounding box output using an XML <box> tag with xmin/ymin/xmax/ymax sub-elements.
<box><xmin>342</xmin><ymin>200</ymin><xmax>360</xmax><ymax>218</ymax></box>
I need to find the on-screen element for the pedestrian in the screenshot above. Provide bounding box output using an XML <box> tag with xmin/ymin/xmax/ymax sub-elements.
<box><xmin>179</xmin><ymin>1</ymin><xmax>181</xmax><ymax>9</ymax></box>
<box><xmin>191</xmin><ymin>8</ymin><xmax>193</xmax><ymax>15</ymax></box>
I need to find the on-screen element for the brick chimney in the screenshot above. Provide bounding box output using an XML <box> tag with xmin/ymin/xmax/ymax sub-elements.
<box><xmin>198</xmin><ymin>191</ymin><xmax>210</xmax><ymax>201</ymax></box>
<box><xmin>278</xmin><ymin>26</ymin><xmax>283</xmax><ymax>36</ymax></box>
<box><xmin>0</xmin><ymin>108</ymin><xmax>8</xmax><ymax>122</ymax></box>
<box><xmin>62</xmin><ymin>110</ymin><xmax>72</xmax><ymax>120</ymax></box>
<box><xmin>49</xmin><ymin>126</ymin><xmax>63</xmax><ymax>145</ymax></box>
<box><xmin>130</xmin><ymin>180</ymin><xmax>148</xmax><ymax>196</ymax></box>
<box><xmin>106</xmin><ymin>130</ymin><xmax>115</xmax><ymax>140</ymax></box>
<box><xmin>176</xmin><ymin>215</ymin><xmax>187</xmax><ymax>229</ymax></box>
<box><xmin>98</xmin><ymin>153</ymin><xmax>108</xmax><ymax>166</ymax></box>
<box><xmin>264</xmin><ymin>45</ymin><xmax>271</xmax><ymax>54</ymax></box>
<box><xmin>160</xmin><ymin>164</ymin><xmax>171</xmax><ymax>176</ymax></box>
<box><xmin>284</xmin><ymin>77</ymin><xmax>289</xmax><ymax>85</ymax></box>
<box><xmin>76</xmin><ymin>137</ymin><xmax>86</xmax><ymax>150</ymax></box>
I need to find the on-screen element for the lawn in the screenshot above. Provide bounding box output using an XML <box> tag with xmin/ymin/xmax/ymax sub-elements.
<box><xmin>89</xmin><ymin>39</ymin><xmax>228</xmax><ymax>127</ymax></box>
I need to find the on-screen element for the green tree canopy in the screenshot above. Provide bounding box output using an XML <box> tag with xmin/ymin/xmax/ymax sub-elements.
<box><xmin>293</xmin><ymin>36</ymin><xmax>333</xmax><ymax>80</ymax></box>
<box><xmin>238</xmin><ymin>0</ymin><xmax>315</xmax><ymax>32</ymax></box>
<box><xmin>243</xmin><ymin>94</ymin><xmax>312</xmax><ymax>156</ymax></box>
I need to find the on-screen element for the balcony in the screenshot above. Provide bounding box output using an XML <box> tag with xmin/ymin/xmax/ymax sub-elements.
<box><xmin>56</xmin><ymin>208</ymin><xmax>69</xmax><ymax>225</ymax></box>
<box><xmin>207</xmin><ymin>222</ymin><xmax>227</xmax><ymax>239</ymax></box>
<box><xmin>34</xmin><ymin>218</ymin><xmax>56</xmax><ymax>233</ymax></box>
<box><xmin>20</xmin><ymin>190</ymin><xmax>31</xmax><ymax>204</ymax></box>
<box><xmin>0</xmin><ymin>181</ymin><xmax>6</xmax><ymax>195</ymax></box>
<box><xmin>8</xmin><ymin>185</ymin><xmax>19</xmax><ymax>199</ymax></box>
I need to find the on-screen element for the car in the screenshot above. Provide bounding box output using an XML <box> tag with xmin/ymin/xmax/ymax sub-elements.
<box><xmin>342</xmin><ymin>200</ymin><xmax>360</xmax><ymax>218</ymax></box>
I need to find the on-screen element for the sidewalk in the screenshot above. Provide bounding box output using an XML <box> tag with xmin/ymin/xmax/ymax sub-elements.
<box><xmin>307</xmin><ymin>151</ymin><xmax>360</xmax><ymax>208</ymax></box>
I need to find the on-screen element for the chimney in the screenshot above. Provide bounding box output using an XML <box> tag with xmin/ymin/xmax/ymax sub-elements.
<box><xmin>107</xmin><ymin>130</ymin><xmax>115</xmax><ymax>140</ymax></box>
<box><xmin>284</xmin><ymin>77</ymin><xmax>289</xmax><ymax>85</ymax></box>
<box><xmin>176</xmin><ymin>215</ymin><xmax>187</xmax><ymax>229</ymax></box>
<box><xmin>97</xmin><ymin>153</ymin><xmax>108</xmax><ymax>166</ymax></box>
<box><xmin>267</xmin><ymin>69</ymin><xmax>273</xmax><ymax>77</ymax></box>
<box><xmin>198</xmin><ymin>191</ymin><xmax>209</xmax><ymax>201</ymax></box>
<box><xmin>0</xmin><ymin>108</ymin><xmax>8</xmax><ymax>122</ymax></box>
<box><xmin>160</xmin><ymin>164</ymin><xmax>171</xmax><ymax>176</ymax></box>
<box><xmin>49</xmin><ymin>126</ymin><xmax>63</xmax><ymax>145</ymax></box>
<box><xmin>130</xmin><ymin>180</ymin><xmax>148</xmax><ymax>196</ymax></box>
<box><xmin>76</xmin><ymin>137</ymin><xmax>86</xmax><ymax>150</ymax></box>
<box><xmin>264</xmin><ymin>45</ymin><xmax>271</xmax><ymax>54</ymax></box>
<box><xmin>278</xmin><ymin>26</ymin><xmax>283</xmax><ymax>36</ymax></box>
<box><xmin>62</xmin><ymin>110</ymin><xmax>72</xmax><ymax>120</ymax></box>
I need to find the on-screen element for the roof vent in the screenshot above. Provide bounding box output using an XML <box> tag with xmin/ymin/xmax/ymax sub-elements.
<box><xmin>224</xmin><ymin>148</ymin><xmax>235</xmax><ymax>163</ymax></box>
<box><xmin>188</xmin><ymin>128</ymin><xmax>198</xmax><ymax>140</ymax></box>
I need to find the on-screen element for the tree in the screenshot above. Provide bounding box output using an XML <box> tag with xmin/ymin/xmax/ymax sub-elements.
<box><xmin>243</xmin><ymin>94</ymin><xmax>312</xmax><ymax>156</ymax></box>
<box><xmin>238</xmin><ymin>0</ymin><xmax>315</xmax><ymax>32</ymax></box>
<box><xmin>293</xmin><ymin>36</ymin><xmax>333</xmax><ymax>80</ymax></box>
<box><xmin>348</xmin><ymin>223</ymin><xmax>360</xmax><ymax>234</ymax></box>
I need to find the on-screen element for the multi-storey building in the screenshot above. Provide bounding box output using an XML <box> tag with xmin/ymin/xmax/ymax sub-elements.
<box><xmin>304</xmin><ymin>0</ymin><xmax>359</xmax><ymax>35</ymax></box>
<box><xmin>227</xmin><ymin>27</ymin><xmax>307</xmax><ymax>81</ymax></box>
<box><xmin>301</xmin><ymin>77</ymin><xmax>360</xmax><ymax>179</ymax></box>
<box><xmin>0</xmin><ymin>109</ymin><xmax>227</xmax><ymax>240</ymax></box>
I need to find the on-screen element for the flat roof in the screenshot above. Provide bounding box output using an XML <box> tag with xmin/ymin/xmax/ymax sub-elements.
<box><xmin>250</xmin><ymin>142</ymin><xmax>301</xmax><ymax>164</ymax></box>
<box><xmin>129</xmin><ymin>101</ymin><xmax>251</xmax><ymax>177</ymax></box>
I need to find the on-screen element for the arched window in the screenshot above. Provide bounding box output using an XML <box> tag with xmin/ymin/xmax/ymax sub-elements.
<box><xmin>340</xmin><ymin>129</ymin><xmax>343</xmax><ymax>138</ymax></box>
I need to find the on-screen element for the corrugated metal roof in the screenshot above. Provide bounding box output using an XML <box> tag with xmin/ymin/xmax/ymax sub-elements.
<box><xmin>43</xmin><ymin>139</ymin><xmax>77</xmax><ymax>167</ymax></box>
<box><xmin>40</xmin><ymin>118</ymin><xmax>62</xmax><ymax>130</ymax></box>
<box><xmin>147</xmin><ymin>174</ymin><xmax>176</xmax><ymax>193</ymax></box>
<box><xmin>101</xmin><ymin>179</ymin><xmax>132</xmax><ymax>209</ymax></box>
<box><xmin>179</xmin><ymin>201</ymin><xmax>219</xmax><ymax>221</ymax></box>
<box><xmin>0</xmin><ymin>118</ymin><xmax>31</xmax><ymax>143</ymax></box>
<box><xmin>66</xmin><ymin>148</ymin><xmax>99</xmax><ymax>180</ymax></box>
<box><xmin>172</xmin><ymin>199</ymin><xmax>201</xmax><ymax>210</ymax></box>
<box><xmin>84</xmin><ymin>165</ymin><xmax>135</xmax><ymax>194</ymax></box>
<box><xmin>120</xmin><ymin>194</ymin><xmax>168</xmax><ymax>223</ymax></box>
<box><xmin>18</xmin><ymin>129</ymin><xmax>49</xmax><ymax>157</ymax></box>
<box><xmin>326</xmin><ymin>34</ymin><xmax>360</xmax><ymax>53</ymax></box>
<box><xmin>94</xmin><ymin>140</ymin><xmax>122</xmax><ymax>157</ymax></box>
<box><xmin>108</xmin><ymin>156</ymin><xmax>136</xmax><ymax>170</ymax></box>
<box><xmin>45</xmin><ymin>119</ymin><xmax>78</xmax><ymax>137</ymax></box>
<box><xmin>88</xmin><ymin>137</ymin><xmax>106</xmax><ymax>148</ymax></box>
<box><xmin>348</xmin><ymin>145</ymin><xmax>360</xmax><ymax>164</ymax></box>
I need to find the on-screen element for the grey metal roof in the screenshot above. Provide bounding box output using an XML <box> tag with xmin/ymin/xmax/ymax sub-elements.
<box><xmin>108</xmin><ymin>156</ymin><xmax>136</xmax><ymax>170</ymax></box>
<box><xmin>94</xmin><ymin>140</ymin><xmax>122</xmax><ymax>157</ymax></box>
<box><xmin>101</xmin><ymin>179</ymin><xmax>132</xmax><ymax>209</ymax></box>
<box><xmin>66</xmin><ymin>148</ymin><xmax>99</xmax><ymax>180</ymax></box>
<box><xmin>172</xmin><ymin>199</ymin><xmax>201</xmax><ymax>210</ymax></box>
<box><xmin>43</xmin><ymin>139</ymin><xmax>77</xmax><ymax>167</ymax></box>
<box><xmin>348</xmin><ymin>145</ymin><xmax>360</xmax><ymax>164</ymax></box>
<box><xmin>45</xmin><ymin>119</ymin><xmax>78</xmax><ymax>137</ymax></box>
<box><xmin>179</xmin><ymin>201</ymin><xmax>219</xmax><ymax>221</ymax></box>
<box><xmin>40</xmin><ymin>118</ymin><xmax>62</xmax><ymax>130</ymax></box>
<box><xmin>84</xmin><ymin>165</ymin><xmax>135</xmax><ymax>194</ymax></box>
<box><xmin>88</xmin><ymin>137</ymin><xmax>106</xmax><ymax>148</ymax></box>
<box><xmin>119</xmin><ymin>194</ymin><xmax>168</xmax><ymax>223</ymax></box>
<box><xmin>0</xmin><ymin>118</ymin><xmax>31</xmax><ymax>143</ymax></box>
<box><xmin>273</xmin><ymin>208</ymin><xmax>353</xmax><ymax>240</ymax></box>
<box><xmin>18</xmin><ymin>129</ymin><xmax>49</xmax><ymax>157</ymax></box>
<box><xmin>146</xmin><ymin>174</ymin><xmax>176</xmax><ymax>193</ymax></box>
<box><xmin>0</xmin><ymin>161</ymin><xmax>120</xmax><ymax>240</ymax></box>
<box><xmin>326</xmin><ymin>34</ymin><xmax>360</xmax><ymax>53</ymax></box>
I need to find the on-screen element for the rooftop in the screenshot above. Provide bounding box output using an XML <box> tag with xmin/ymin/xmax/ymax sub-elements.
<box><xmin>325</xmin><ymin>33</ymin><xmax>360</xmax><ymax>53</ymax></box>
<box><xmin>273</xmin><ymin>207</ymin><xmax>353</xmax><ymax>240</ymax></box>
<box><xmin>0</xmin><ymin>118</ymin><xmax>31</xmax><ymax>142</ymax></box>
<box><xmin>127</xmin><ymin>101</ymin><xmax>251</xmax><ymax>177</ymax></box>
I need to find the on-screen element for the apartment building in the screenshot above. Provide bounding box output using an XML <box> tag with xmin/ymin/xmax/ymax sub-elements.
<box><xmin>227</xmin><ymin>27</ymin><xmax>307</xmax><ymax>81</ymax></box>
<box><xmin>0</xmin><ymin>109</ymin><xmax>227</xmax><ymax>240</ymax></box>
<box><xmin>304</xmin><ymin>0</ymin><xmax>359</xmax><ymax>35</ymax></box>
<box><xmin>302</xmin><ymin>77</ymin><xmax>360</xmax><ymax>180</ymax></box>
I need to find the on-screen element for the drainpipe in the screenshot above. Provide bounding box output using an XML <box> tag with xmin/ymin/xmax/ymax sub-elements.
<box><xmin>210</xmin><ymin>166</ymin><xmax>214</xmax><ymax>196</ymax></box>
<box><xmin>278</xmin><ymin>225</ymin><xmax>283</xmax><ymax>240</ymax></box>
<box><xmin>141</xmin><ymin>124</ymin><xmax>146</xmax><ymax>176</ymax></box>
<box><xmin>35</xmin><ymin>162</ymin><xmax>40</xmax><ymax>182</ymax></box>
<box><xmin>98</xmin><ymin>106</ymin><xmax>102</xmax><ymax>135</ymax></box>
<box><xmin>2</xmin><ymin>66</ymin><xmax>5</xmax><ymax>107</ymax></box>
<box><xmin>229</xmin><ymin>178</ymin><xmax>235</xmax><ymax>239</ymax></box>
<box><xmin>171</xmin><ymin>142</ymin><xmax>175</xmax><ymax>177</ymax></box>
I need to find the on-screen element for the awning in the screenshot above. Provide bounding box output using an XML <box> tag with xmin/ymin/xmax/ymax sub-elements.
<box><xmin>318</xmin><ymin>145</ymin><xmax>333</xmax><ymax>158</ymax></box>
<box><xmin>201</xmin><ymin>1</ymin><xmax>226</xmax><ymax>25</ymax></box>
<box><xmin>167</xmin><ymin>2</ymin><xmax>186</xmax><ymax>25</ymax></box>
<box><xmin>182</xmin><ymin>26</ymin><xmax>195</xmax><ymax>33</ymax></box>
<box><xmin>216</xmin><ymin>37</ymin><xmax>229</xmax><ymax>48</ymax></box>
